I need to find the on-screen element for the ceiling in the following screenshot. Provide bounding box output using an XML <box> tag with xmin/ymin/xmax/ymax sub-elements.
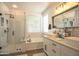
<box><xmin>4</xmin><ymin>2</ymin><xmax>50</xmax><ymax>14</ymax></box>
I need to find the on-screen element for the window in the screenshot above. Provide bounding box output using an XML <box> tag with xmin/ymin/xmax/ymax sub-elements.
<box><xmin>43</xmin><ymin>14</ymin><xmax>48</xmax><ymax>32</ymax></box>
<box><xmin>26</xmin><ymin>15</ymin><xmax>41</xmax><ymax>32</ymax></box>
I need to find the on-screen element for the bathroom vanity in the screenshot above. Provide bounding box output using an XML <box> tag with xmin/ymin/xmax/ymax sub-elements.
<box><xmin>42</xmin><ymin>3</ymin><xmax>79</xmax><ymax>56</ymax></box>
<box><xmin>43</xmin><ymin>33</ymin><xmax>79</xmax><ymax>56</ymax></box>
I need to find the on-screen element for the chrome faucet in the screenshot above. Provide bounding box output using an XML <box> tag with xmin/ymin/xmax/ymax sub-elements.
<box><xmin>27</xmin><ymin>35</ymin><xmax>31</xmax><ymax>42</ymax></box>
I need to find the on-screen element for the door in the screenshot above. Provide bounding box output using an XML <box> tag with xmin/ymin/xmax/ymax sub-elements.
<box><xmin>0</xmin><ymin>13</ymin><xmax>8</xmax><ymax>46</ymax></box>
<box><xmin>8</xmin><ymin>14</ymin><xmax>15</xmax><ymax>43</ymax></box>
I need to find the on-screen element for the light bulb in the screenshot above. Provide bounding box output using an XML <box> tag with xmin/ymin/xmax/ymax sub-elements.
<box><xmin>12</xmin><ymin>4</ymin><xmax>17</xmax><ymax>8</ymax></box>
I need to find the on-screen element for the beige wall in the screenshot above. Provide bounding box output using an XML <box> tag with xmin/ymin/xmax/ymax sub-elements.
<box><xmin>0</xmin><ymin>2</ymin><xmax>9</xmax><ymax>13</ymax></box>
<box><xmin>42</xmin><ymin>2</ymin><xmax>60</xmax><ymax>31</ymax></box>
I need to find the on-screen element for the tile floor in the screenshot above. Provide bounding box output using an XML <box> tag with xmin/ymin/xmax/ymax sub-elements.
<box><xmin>19</xmin><ymin>49</ymin><xmax>47</xmax><ymax>56</ymax></box>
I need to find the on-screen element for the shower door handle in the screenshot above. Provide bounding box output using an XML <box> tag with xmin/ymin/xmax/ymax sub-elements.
<box><xmin>4</xmin><ymin>29</ymin><xmax>7</xmax><ymax>33</ymax></box>
<box><xmin>0</xmin><ymin>13</ymin><xmax>2</xmax><ymax>16</ymax></box>
<box><xmin>12</xmin><ymin>30</ymin><xmax>14</xmax><ymax>36</ymax></box>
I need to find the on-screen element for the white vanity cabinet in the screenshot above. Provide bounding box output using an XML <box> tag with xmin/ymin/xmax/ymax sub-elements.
<box><xmin>47</xmin><ymin>39</ymin><xmax>61</xmax><ymax>56</ymax></box>
<box><xmin>43</xmin><ymin>37</ymin><xmax>52</xmax><ymax>55</ymax></box>
<box><xmin>43</xmin><ymin>36</ymin><xmax>61</xmax><ymax>56</ymax></box>
<box><xmin>43</xmin><ymin>37</ymin><xmax>49</xmax><ymax>54</ymax></box>
<box><xmin>43</xmin><ymin>36</ymin><xmax>79</xmax><ymax>56</ymax></box>
<box><xmin>61</xmin><ymin>45</ymin><xmax>79</xmax><ymax>56</ymax></box>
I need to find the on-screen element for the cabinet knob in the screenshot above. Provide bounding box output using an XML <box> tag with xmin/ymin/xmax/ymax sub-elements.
<box><xmin>12</xmin><ymin>31</ymin><xmax>14</xmax><ymax>36</ymax></box>
<box><xmin>52</xmin><ymin>49</ymin><xmax>56</xmax><ymax>53</ymax></box>
<box><xmin>52</xmin><ymin>43</ymin><xmax>57</xmax><ymax>46</ymax></box>
<box><xmin>45</xmin><ymin>45</ymin><xmax>47</xmax><ymax>51</ymax></box>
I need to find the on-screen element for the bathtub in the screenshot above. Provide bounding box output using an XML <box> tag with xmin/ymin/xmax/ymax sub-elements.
<box><xmin>25</xmin><ymin>37</ymin><xmax>43</xmax><ymax>51</ymax></box>
<box><xmin>0</xmin><ymin>37</ymin><xmax>43</xmax><ymax>55</ymax></box>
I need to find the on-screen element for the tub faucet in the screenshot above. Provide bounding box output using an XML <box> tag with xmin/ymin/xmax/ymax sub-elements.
<box><xmin>27</xmin><ymin>35</ymin><xmax>31</xmax><ymax>42</ymax></box>
<box><xmin>27</xmin><ymin>38</ymin><xmax>31</xmax><ymax>42</ymax></box>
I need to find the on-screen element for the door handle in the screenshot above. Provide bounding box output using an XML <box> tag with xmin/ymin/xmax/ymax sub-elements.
<box><xmin>52</xmin><ymin>43</ymin><xmax>57</xmax><ymax>46</ymax></box>
<box><xmin>52</xmin><ymin>49</ymin><xmax>56</xmax><ymax>53</ymax></box>
<box><xmin>7</xmin><ymin>28</ymin><xmax>9</xmax><ymax>32</ymax></box>
<box><xmin>4</xmin><ymin>29</ymin><xmax>7</xmax><ymax>33</ymax></box>
<box><xmin>12</xmin><ymin>31</ymin><xmax>14</xmax><ymax>36</ymax></box>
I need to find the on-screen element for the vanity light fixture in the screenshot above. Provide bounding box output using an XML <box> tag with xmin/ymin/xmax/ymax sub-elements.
<box><xmin>55</xmin><ymin>2</ymin><xmax>78</xmax><ymax>14</ymax></box>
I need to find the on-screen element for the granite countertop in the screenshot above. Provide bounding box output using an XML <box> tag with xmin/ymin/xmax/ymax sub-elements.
<box><xmin>43</xmin><ymin>33</ymin><xmax>79</xmax><ymax>52</ymax></box>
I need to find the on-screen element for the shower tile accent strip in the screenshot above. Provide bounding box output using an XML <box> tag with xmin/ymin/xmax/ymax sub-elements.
<box><xmin>0</xmin><ymin>49</ymin><xmax>47</xmax><ymax>56</ymax></box>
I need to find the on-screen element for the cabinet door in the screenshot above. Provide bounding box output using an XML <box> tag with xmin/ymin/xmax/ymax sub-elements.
<box><xmin>61</xmin><ymin>45</ymin><xmax>79</xmax><ymax>56</ymax></box>
<box><xmin>43</xmin><ymin>37</ymin><xmax>48</xmax><ymax>53</ymax></box>
<box><xmin>43</xmin><ymin>37</ymin><xmax>53</xmax><ymax>56</ymax></box>
<box><xmin>43</xmin><ymin>37</ymin><xmax>61</xmax><ymax>56</ymax></box>
<box><xmin>47</xmin><ymin>39</ymin><xmax>61</xmax><ymax>56</ymax></box>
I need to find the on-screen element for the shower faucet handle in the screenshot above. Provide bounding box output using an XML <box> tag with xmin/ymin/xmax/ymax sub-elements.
<box><xmin>0</xmin><ymin>47</ymin><xmax>2</xmax><ymax>50</ymax></box>
<box><xmin>4</xmin><ymin>29</ymin><xmax>7</xmax><ymax>33</ymax></box>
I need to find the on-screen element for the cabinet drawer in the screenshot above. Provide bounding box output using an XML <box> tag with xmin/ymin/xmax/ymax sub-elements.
<box><xmin>51</xmin><ymin>48</ymin><xmax>61</xmax><ymax>56</ymax></box>
<box><xmin>61</xmin><ymin>46</ymin><xmax>79</xmax><ymax>56</ymax></box>
<box><xmin>47</xmin><ymin>44</ymin><xmax>61</xmax><ymax>56</ymax></box>
<box><xmin>47</xmin><ymin>39</ymin><xmax>61</xmax><ymax>56</ymax></box>
<box><xmin>48</xmin><ymin>39</ymin><xmax>59</xmax><ymax>48</ymax></box>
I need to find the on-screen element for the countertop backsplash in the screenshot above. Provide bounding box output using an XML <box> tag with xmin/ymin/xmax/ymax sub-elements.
<box><xmin>62</xmin><ymin>27</ymin><xmax>79</xmax><ymax>37</ymax></box>
<box><xmin>71</xmin><ymin>27</ymin><xmax>79</xmax><ymax>37</ymax></box>
<box><xmin>49</xmin><ymin>27</ymin><xmax>79</xmax><ymax>37</ymax></box>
